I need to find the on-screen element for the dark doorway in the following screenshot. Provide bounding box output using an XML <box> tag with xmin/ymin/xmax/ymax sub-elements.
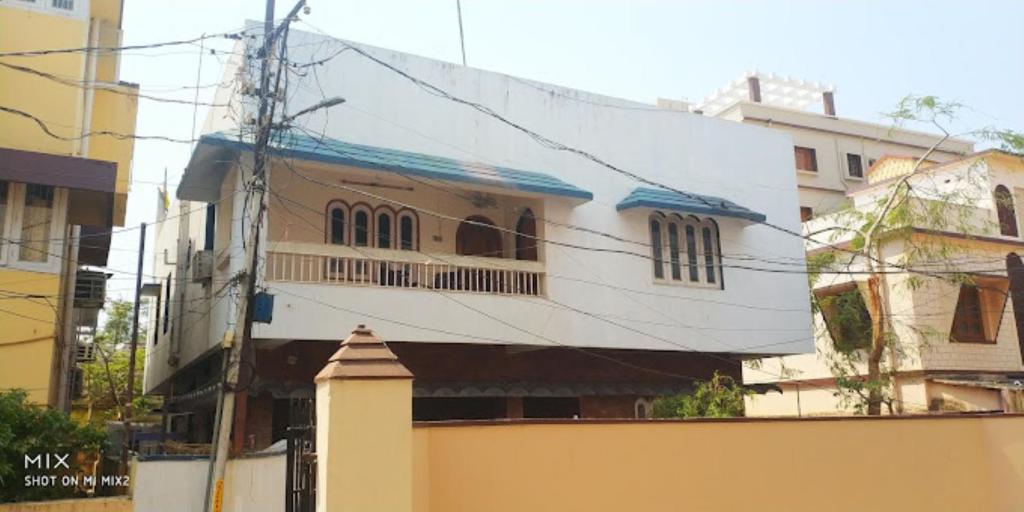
<box><xmin>1007</xmin><ymin>253</ymin><xmax>1024</xmax><ymax>363</ymax></box>
<box><xmin>523</xmin><ymin>397</ymin><xmax>580</xmax><ymax>419</ymax></box>
<box><xmin>456</xmin><ymin>215</ymin><xmax>503</xmax><ymax>257</ymax></box>
<box><xmin>515</xmin><ymin>209</ymin><xmax>538</xmax><ymax>261</ymax></box>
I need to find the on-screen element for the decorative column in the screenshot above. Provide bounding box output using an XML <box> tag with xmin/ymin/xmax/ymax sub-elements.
<box><xmin>315</xmin><ymin>325</ymin><xmax>413</xmax><ymax>512</ymax></box>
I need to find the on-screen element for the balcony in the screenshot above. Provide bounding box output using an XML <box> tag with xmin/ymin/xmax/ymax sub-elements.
<box><xmin>266</xmin><ymin>243</ymin><xmax>544</xmax><ymax>296</ymax></box>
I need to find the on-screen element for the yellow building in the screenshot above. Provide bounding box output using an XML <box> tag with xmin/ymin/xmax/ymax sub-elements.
<box><xmin>0</xmin><ymin>0</ymin><xmax>137</xmax><ymax>408</ymax></box>
<box><xmin>745</xmin><ymin>151</ymin><xmax>1024</xmax><ymax>416</ymax></box>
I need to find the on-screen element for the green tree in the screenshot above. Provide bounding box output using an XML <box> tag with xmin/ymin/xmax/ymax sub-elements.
<box><xmin>75</xmin><ymin>300</ymin><xmax>158</xmax><ymax>426</ymax></box>
<box><xmin>0</xmin><ymin>389</ymin><xmax>106</xmax><ymax>502</ymax></box>
<box><xmin>811</xmin><ymin>96</ymin><xmax>1024</xmax><ymax>415</ymax></box>
<box><xmin>652</xmin><ymin>372</ymin><xmax>752</xmax><ymax>418</ymax></box>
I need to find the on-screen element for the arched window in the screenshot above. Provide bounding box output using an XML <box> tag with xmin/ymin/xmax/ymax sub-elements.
<box><xmin>326</xmin><ymin>201</ymin><xmax>348</xmax><ymax>245</ymax></box>
<box><xmin>515</xmin><ymin>208</ymin><xmax>538</xmax><ymax>261</ymax></box>
<box><xmin>649</xmin><ymin>215</ymin><xmax>664</xmax><ymax>279</ymax></box>
<box><xmin>684</xmin><ymin>223</ymin><xmax>699</xmax><ymax>282</ymax></box>
<box><xmin>667</xmin><ymin>221</ymin><xmax>682</xmax><ymax>281</ymax></box>
<box><xmin>398</xmin><ymin>210</ymin><xmax>418</xmax><ymax>251</ymax></box>
<box><xmin>456</xmin><ymin>215</ymin><xmax>502</xmax><ymax>258</ymax></box>
<box><xmin>701</xmin><ymin>222</ymin><xmax>719</xmax><ymax>285</ymax></box>
<box><xmin>375</xmin><ymin>207</ymin><xmax>395</xmax><ymax>249</ymax></box>
<box><xmin>652</xmin><ymin>215</ymin><xmax>723</xmax><ymax>288</ymax></box>
<box><xmin>995</xmin><ymin>185</ymin><xmax>1018</xmax><ymax>237</ymax></box>
<box><xmin>634</xmin><ymin>398</ymin><xmax>653</xmax><ymax>419</ymax></box>
<box><xmin>351</xmin><ymin>205</ymin><xmax>372</xmax><ymax>247</ymax></box>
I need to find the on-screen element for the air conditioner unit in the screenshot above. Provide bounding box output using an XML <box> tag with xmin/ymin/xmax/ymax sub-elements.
<box><xmin>76</xmin><ymin>342</ymin><xmax>96</xmax><ymax>363</ymax></box>
<box><xmin>192</xmin><ymin>250</ymin><xmax>213</xmax><ymax>283</ymax></box>
<box><xmin>74</xmin><ymin>270</ymin><xmax>107</xmax><ymax>310</ymax></box>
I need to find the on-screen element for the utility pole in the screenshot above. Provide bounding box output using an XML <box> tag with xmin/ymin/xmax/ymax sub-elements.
<box><xmin>456</xmin><ymin>0</ymin><xmax>467</xmax><ymax>66</ymax></box>
<box><xmin>122</xmin><ymin>222</ymin><xmax>146</xmax><ymax>471</ymax></box>
<box><xmin>205</xmin><ymin>1</ymin><xmax>305</xmax><ymax>510</ymax></box>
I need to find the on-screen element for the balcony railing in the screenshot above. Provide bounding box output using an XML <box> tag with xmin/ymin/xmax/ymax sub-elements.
<box><xmin>265</xmin><ymin>242</ymin><xmax>544</xmax><ymax>296</ymax></box>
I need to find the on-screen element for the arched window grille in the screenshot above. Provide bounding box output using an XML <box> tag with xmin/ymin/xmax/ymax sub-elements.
<box><xmin>995</xmin><ymin>185</ymin><xmax>1019</xmax><ymax>237</ymax></box>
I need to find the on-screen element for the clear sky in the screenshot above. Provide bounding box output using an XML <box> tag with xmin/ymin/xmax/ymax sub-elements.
<box><xmin>107</xmin><ymin>0</ymin><xmax>1024</xmax><ymax>299</ymax></box>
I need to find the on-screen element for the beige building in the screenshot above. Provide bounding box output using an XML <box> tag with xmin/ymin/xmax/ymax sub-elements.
<box><xmin>689</xmin><ymin>73</ymin><xmax>974</xmax><ymax>219</ymax></box>
<box><xmin>745</xmin><ymin>151</ymin><xmax>1024</xmax><ymax>416</ymax></box>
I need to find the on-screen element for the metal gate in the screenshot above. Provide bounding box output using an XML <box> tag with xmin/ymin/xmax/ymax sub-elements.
<box><xmin>285</xmin><ymin>425</ymin><xmax>316</xmax><ymax>512</ymax></box>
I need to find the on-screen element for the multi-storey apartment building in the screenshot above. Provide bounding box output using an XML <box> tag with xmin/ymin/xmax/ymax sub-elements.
<box><xmin>690</xmin><ymin>73</ymin><xmax>974</xmax><ymax>219</ymax></box>
<box><xmin>746</xmin><ymin>151</ymin><xmax>1024</xmax><ymax>415</ymax></box>
<box><xmin>0</xmin><ymin>0</ymin><xmax>138</xmax><ymax>408</ymax></box>
<box><xmin>144</xmin><ymin>29</ymin><xmax>814</xmax><ymax>449</ymax></box>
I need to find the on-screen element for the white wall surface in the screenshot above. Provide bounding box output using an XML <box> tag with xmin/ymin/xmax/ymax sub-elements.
<box><xmin>132</xmin><ymin>454</ymin><xmax>285</xmax><ymax>512</ymax></box>
<box><xmin>165</xmin><ymin>26</ymin><xmax>815</xmax><ymax>379</ymax></box>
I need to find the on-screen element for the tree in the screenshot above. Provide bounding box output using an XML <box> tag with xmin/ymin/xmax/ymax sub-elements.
<box><xmin>0</xmin><ymin>389</ymin><xmax>106</xmax><ymax>502</ymax></box>
<box><xmin>652</xmin><ymin>372</ymin><xmax>752</xmax><ymax>418</ymax></box>
<box><xmin>75</xmin><ymin>300</ymin><xmax>158</xmax><ymax>426</ymax></box>
<box><xmin>811</xmin><ymin>96</ymin><xmax>1024</xmax><ymax>415</ymax></box>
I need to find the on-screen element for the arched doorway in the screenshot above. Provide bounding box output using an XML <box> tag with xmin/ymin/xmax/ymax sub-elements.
<box><xmin>1007</xmin><ymin>253</ymin><xmax>1024</xmax><ymax>363</ymax></box>
<box><xmin>456</xmin><ymin>215</ymin><xmax>503</xmax><ymax>258</ymax></box>
<box><xmin>515</xmin><ymin>209</ymin><xmax>538</xmax><ymax>261</ymax></box>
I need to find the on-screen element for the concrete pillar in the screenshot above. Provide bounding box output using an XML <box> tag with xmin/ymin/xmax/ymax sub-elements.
<box><xmin>315</xmin><ymin>325</ymin><xmax>413</xmax><ymax>512</ymax></box>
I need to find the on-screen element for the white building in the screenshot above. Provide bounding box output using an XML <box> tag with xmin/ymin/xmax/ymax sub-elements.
<box><xmin>144</xmin><ymin>26</ymin><xmax>812</xmax><ymax>447</ymax></box>
<box><xmin>691</xmin><ymin>72</ymin><xmax>974</xmax><ymax>219</ymax></box>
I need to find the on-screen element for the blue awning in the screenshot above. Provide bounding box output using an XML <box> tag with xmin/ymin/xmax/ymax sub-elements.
<box><xmin>181</xmin><ymin>131</ymin><xmax>592</xmax><ymax>202</ymax></box>
<box><xmin>616</xmin><ymin>187</ymin><xmax>766</xmax><ymax>222</ymax></box>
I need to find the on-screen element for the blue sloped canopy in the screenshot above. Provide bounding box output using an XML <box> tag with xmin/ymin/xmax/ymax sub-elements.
<box><xmin>188</xmin><ymin>131</ymin><xmax>592</xmax><ymax>202</ymax></box>
<box><xmin>616</xmin><ymin>187</ymin><xmax>766</xmax><ymax>222</ymax></box>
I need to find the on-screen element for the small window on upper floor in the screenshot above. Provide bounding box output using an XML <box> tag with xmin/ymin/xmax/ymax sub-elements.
<box><xmin>794</xmin><ymin>146</ymin><xmax>818</xmax><ymax>173</ymax></box>
<box><xmin>398</xmin><ymin>210</ymin><xmax>418</xmax><ymax>251</ymax></box>
<box><xmin>375</xmin><ymin>208</ymin><xmax>395</xmax><ymax>249</ymax></box>
<box><xmin>650</xmin><ymin>213</ymin><xmax>722</xmax><ymax>288</ymax></box>
<box><xmin>352</xmin><ymin>206</ymin><xmax>371</xmax><ymax>247</ymax></box>
<box><xmin>846</xmin><ymin>153</ymin><xmax>864</xmax><ymax>179</ymax></box>
<box><xmin>815</xmin><ymin>283</ymin><xmax>872</xmax><ymax>353</ymax></box>
<box><xmin>51</xmin><ymin>0</ymin><xmax>73</xmax><ymax>10</ymax></box>
<box><xmin>950</xmin><ymin>278</ymin><xmax>1008</xmax><ymax>344</ymax></box>
<box><xmin>800</xmin><ymin>206</ymin><xmax>813</xmax><ymax>222</ymax></box>
<box><xmin>994</xmin><ymin>185</ymin><xmax>1019</xmax><ymax>237</ymax></box>
<box><xmin>18</xmin><ymin>184</ymin><xmax>55</xmax><ymax>264</ymax></box>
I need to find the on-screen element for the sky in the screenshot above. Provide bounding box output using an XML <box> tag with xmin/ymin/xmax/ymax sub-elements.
<box><xmin>107</xmin><ymin>0</ymin><xmax>1024</xmax><ymax>300</ymax></box>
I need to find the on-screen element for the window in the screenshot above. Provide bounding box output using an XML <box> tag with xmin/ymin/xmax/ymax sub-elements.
<box><xmin>0</xmin><ymin>181</ymin><xmax>7</xmax><ymax>262</ymax></box>
<box><xmin>162</xmin><ymin>273</ymin><xmax>172</xmax><ymax>335</ymax></box>
<box><xmin>702</xmin><ymin>226</ymin><xmax>717</xmax><ymax>284</ymax></box>
<box><xmin>815</xmin><ymin>283</ymin><xmax>872</xmax><ymax>352</ymax></box>
<box><xmin>650</xmin><ymin>217</ymin><xmax>664</xmax><ymax>279</ymax></box>
<box><xmin>329</xmin><ymin>206</ymin><xmax>346</xmax><ymax>245</ymax></box>
<box><xmin>794</xmin><ymin>146</ymin><xmax>818</xmax><ymax>173</ymax></box>
<box><xmin>684</xmin><ymin>224</ymin><xmax>699</xmax><ymax>282</ymax></box>
<box><xmin>204</xmin><ymin>204</ymin><xmax>216</xmax><ymax>251</ymax></box>
<box><xmin>651</xmin><ymin>214</ymin><xmax>722</xmax><ymax>288</ymax></box>
<box><xmin>154</xmin><ymin>284</ymin><xmax>162</xmax><ymax>344</ymax></box>
<box><xmin>667</xmin><ymin>222</ymin><xmax>681</xmax><ymax>280</ymax></box>
<box><xmin>0</xmin><ymin>183</ymin><xmax>65</xmax><ymax>271</ymax></box>
<box><xmin>18</xmin><ymin>184</ymin><xmax>54</xmax><ymax>263</ymax></box>
<box><xmin>351</xmin><ymin>205</ymin><xmax>371</xmax><ymax>247</ymax></box>
<box><xmin>515</xmin><ymin>209</ymin><xmax>538</xmax><ymax>261</ymax></box>
<box><xmin>634</xmin><ymin>398</ymin><xmax>654</xmax><ymax>419</ymax></box>
<box><xmin>51</xmin><ymin>0</ymin><xmax>73</xmax><ymax>10</ymax></box>
<box><xmin>950</xmin><ymin>279</ymin><xmax>1008</xmax><ymax>344</ymax></box>
<box><xmin>994</xmin><ymin>185</ymin><xmax>1019</xmax><ymax>237</ymax></box>
<box><xmin>800</xmin><ymin>207</ymin><xmax>813</xmax><ymax>222</ymax></box>
<box><xmin>375</xmin><ymin>208</ymin><xmax>394</xmax><ymax>249</ymax></box>
<box><xmin>398</xmin><ymin>210</ymin><xmax>418</xmax><ymax>251</ymax></box>
<box><xmin>846</xmin><ymin>153</ymin><xmax>864</xmax><ymax>179</ymax></box>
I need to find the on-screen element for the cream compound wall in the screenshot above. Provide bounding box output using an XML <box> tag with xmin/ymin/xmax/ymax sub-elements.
<box><xmin>410</xmin><ymin>415</ymin><xmax>1024</xmax><ymax>512</ymax></box>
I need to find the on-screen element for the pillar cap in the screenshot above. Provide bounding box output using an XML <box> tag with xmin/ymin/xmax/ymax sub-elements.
<box><xmin>315</xmin><ymin>325</ymin><xmax>413</xmax><ymax>382</ymax></box>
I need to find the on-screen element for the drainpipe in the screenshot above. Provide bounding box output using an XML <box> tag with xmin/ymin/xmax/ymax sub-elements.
<box><xmin>79</xmin><ymin>19</ymin><xmax>100</xmax><ymax>157</ymax></box>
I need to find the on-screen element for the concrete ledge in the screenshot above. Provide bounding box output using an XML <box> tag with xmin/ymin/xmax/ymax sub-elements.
<box><xmin>0</xmin><ymin>497</ymin><xmax>131</xmax><ymax>512</ymax></box>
